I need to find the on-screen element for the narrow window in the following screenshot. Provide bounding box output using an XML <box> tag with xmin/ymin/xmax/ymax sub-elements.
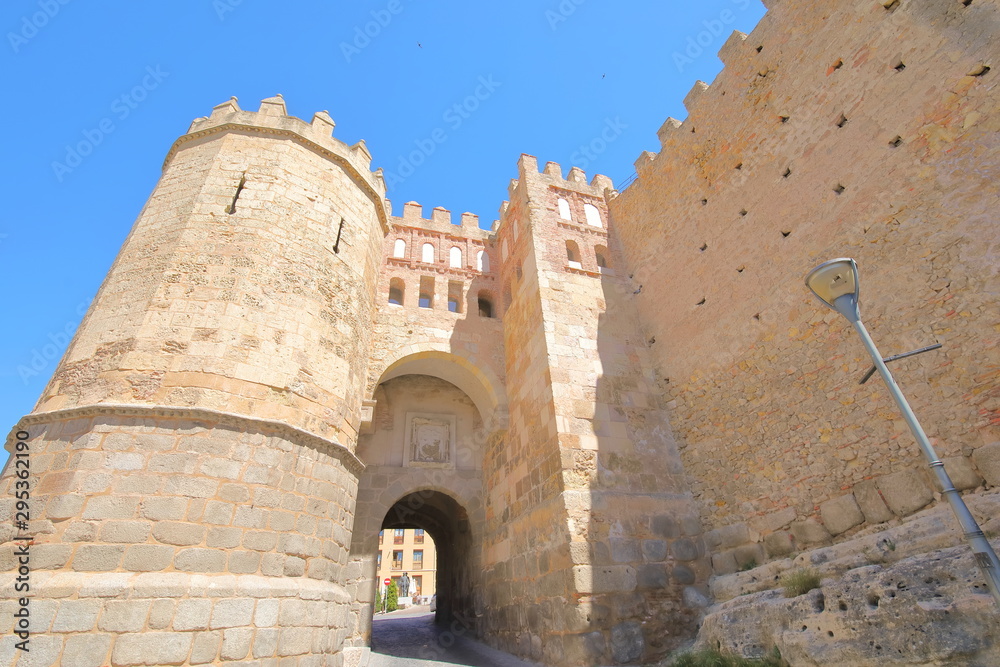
<box><xmin>377</xmin><ymin>552</ymin><xmax>382</xmax><ymax>568</ymax></box>
<box><xmin>421</xmin><ymin>243</ymin><xmax>435</xmax><ymax>264</ymax></box>
<box><xmin>414</xmin><ymin>529</ymin><xmax>424</xmax><ymax>544</ymax></box>
<box><xmin>566</xmin><ymin>240</ymin><xmax>581</xmax><ymax>269</ymax></box>
<box><xmin>413</xmin><ymin>550</ymin><xmax>423</xmax><ymax>569</ymax></box>
<box><xmin>584</xmin><ymin>203</ymin><xmax>602</xmax><ymax>227</ymax></box>
<box><xmin>379</xmin><ymin>530</ymin><xmax>384</xmax><ymax>544</ymax></box>
<box><xmin>447</xmin><ymin>281</ymin><xmax>462</xmax><ymax>313</ymax></box>
<box><xmin>388</xmin><ymin>278</ymin><xmax>404</xmax><ymax>306</ymax></box>
<box><xmin>478</xmin><ymin>293</ymin><xmax>494</xmax><ymax>318</ymax></box>
<box><xmin>394</xmin><ymin>529</ymin><xmax>404</xmax><ymax>544</ymax></box>
<box><xmin>228</xmin><ymin>175</ymin><xmax>246</xmax><ymax>215</ymax></box>
<box><xmin>477</xmin><ymin>250</ymin><xmax>490</xmax><ymax>272</ymax></box>
<box><xmin>419</xmin><ymin>276</ymin><xmax>434</xmax><ymax>309</ymax></box>
<box><xmin>449</xmin><ymin>247</ymin><xmax>463</xmax><ymax>268</ymax></box>
<box><xmin>393</xmin><ymin>239</ymin><xmax>406</xmax><ymax>258</ymax></box>
<box><xmin>333</xmin><ymin>217</ymin><xmax>345</xmax><ymax>254</ymax></box>
<box><xmin>392</xmin><ymin>550</ymin><xmax>403</xmax><ymax>569</ymax></box>
<box><xmin>595</xmin><ymin>245</ymin><xmax>609</xmax><ymax>270</ymax></box>
<box><xmin>557</xmin><ymin>198</ymin><xmax>572</xmax><ymax>221</ymax></box>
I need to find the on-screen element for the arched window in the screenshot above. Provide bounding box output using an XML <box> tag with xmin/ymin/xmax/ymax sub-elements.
<box><xmin>478</xmin><ymin>292</ymin><xmax>494</xmax><ymax>318</ymax></box>
<box><xmin>418</xmin><ymin>276</ymin><xmax>434</xmax><ymax>308</ymax></box>
<box><xmin>566</xmin><ymin>240</ymin><xmax>582</xmax><ymax>269</ymax></box>
<box><xmin>388</xmin><ymin>278</ymin><xmax>404</xmax><ymax>306</ymax></box>
<box><xmin>449</xmin><ymin>247</ymin><xmax>463</xmax><ymax>268</ymax></box>
<box><xmin>584</xmin><ymin>203</ymin><xmax>602</xmax><ymax>227</ymax></box>
<box><xmin>421</xmin><ymin>243</ymin><xmax>435</xmax><ymax>264</ymax></box>
<box><xmin>595</xmin><ymin>245</ymin><xmax>609</xmax><ymax>270</ymax></box>
<box><xmin>557</xmin><ymin>198</ymin><xmax>572</xmax><ymax>221</ymax></box>
<box><xmin>477</xmin><ymin>250</ymin><xmax>490</xmax><ymax>273</ymax></box>
<box><xmin>393</xmin><ymin>239</ymin><xmax>406</xmax><ymax>258</ymax></box>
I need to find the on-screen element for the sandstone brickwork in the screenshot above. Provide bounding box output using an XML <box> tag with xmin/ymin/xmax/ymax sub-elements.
<box><xmin>2</xmin><ymin>0</ymin><xmax>999</xmax><ymax>664</ymax></box>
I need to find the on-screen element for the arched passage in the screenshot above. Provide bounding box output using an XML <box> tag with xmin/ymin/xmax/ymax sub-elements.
<box><xmin>343</xmin><ymin>353</ymin><xmax>504</xmax><ymax>662</ymax></box>
<box><xmin>380</xmin><ymin>491</ymin><xmax>477</xmax><ymax>625</ymax></box>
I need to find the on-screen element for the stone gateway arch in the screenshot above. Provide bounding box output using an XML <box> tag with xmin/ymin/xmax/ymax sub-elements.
<box><xmin>4</xmin><ymin>1</ymin><xmax>1000</xmax><ymax>664</ymax></box>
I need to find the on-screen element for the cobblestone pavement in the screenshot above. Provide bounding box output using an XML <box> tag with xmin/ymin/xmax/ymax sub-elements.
<box><xmin>369</xmin><ymin>608</ymin><xmax>537</xmax><ymax>667</ymax></box>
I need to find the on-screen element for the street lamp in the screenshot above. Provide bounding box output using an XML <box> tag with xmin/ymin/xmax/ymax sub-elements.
<box><xmin>805</xmin><ymin>257</ymin><xmax>1000</xmax><ymax>606</ymax></box>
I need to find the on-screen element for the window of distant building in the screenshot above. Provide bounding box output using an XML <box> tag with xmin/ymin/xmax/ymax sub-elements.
<box><xmin>414</xmin><ymin>529</ymin><xmax>424</xmax><ymax>544</ymax></box>
<box><xmin>379</xmin><ymin>530</ymin><xmax>384</xmax><ymax>544</ymax></box>
<box><xmin>392</xmin><ymin>551</ymin><xmax>403</xmax><ymax>569</ymax></box>
<box><xmin>413</xmin><ymin>550</ymin><xmax>423</xmax><ymax>569</ymax></box>
<box><xmin>393</xmin><ymin>529</ymin><xmax>404</xmax><ymax>544</ymax></box>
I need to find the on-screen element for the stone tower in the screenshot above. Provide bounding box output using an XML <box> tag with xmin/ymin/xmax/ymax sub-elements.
<box><xmin>1</xmin><ymin>96</ymin><xmax>389</xmax><ymax>665</ymax></box>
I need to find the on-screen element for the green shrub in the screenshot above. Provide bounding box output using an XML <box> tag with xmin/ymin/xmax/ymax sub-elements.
<box><xmin>739</xmin><ymin>558</ymin><xmax>757</xmax><ymax>572</ymax></box>
<box><xmin>386</xmin><ymin>581</ymin><xmax>399</xmax><ymax>612</ymax></box>
<box><xmin>670</xmin><ymin>647</ymin><xmax>784</xmax><ymax>667</ymax></box>
<box><xmin>781</xmin><ymin>568</ymin><xmax>821</xmax><ymax>597</ymax></box>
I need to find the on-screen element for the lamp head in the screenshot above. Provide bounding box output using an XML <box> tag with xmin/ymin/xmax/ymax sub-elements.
<box><xmin>805</xmin><ymin>257</ymin><xmax>861</xmax><ymax>322</ymax></box>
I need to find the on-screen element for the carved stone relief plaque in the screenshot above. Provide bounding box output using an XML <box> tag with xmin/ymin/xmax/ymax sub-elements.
<box><xmin>404</xmin><ymin>412</ymin><xmax>456</xmax><ymax>469</ymax></box>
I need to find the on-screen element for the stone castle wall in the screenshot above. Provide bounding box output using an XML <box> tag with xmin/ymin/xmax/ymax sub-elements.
<box><xmin>611</xmin><ymin>0</ymin><xmax>1000</xmax><ymax>570</ymax></box>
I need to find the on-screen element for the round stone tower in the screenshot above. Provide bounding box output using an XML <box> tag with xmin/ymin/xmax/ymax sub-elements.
<box><xmin>1</xmin><ymin>96</ymin><xmax>388</xmax><ymax>665</ymax></box>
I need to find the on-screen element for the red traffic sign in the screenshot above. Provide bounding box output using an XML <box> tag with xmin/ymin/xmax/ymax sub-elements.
<box><xmin>384</xmin><ymin>578</ymin><xmax>391</xmax><ymax>585</ymax></box>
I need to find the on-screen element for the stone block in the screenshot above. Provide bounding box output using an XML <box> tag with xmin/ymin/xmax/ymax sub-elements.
<box><xmin>113</xmin><ymin>633</ymin><xmax>193</xmax><ymax>666</ymax></box>
<box><xmin>651</xmin><ymin>515</ymin><xmax>680</xmax><ymax>538</ymax></box>
<box><xmin>174</xmin><ymin>548</ymin><xmax>226</xmax><ymax>573</ymax></box>
<box><xmin>99</xmin><ymin>520</ymin><xmax>152</xmax><ymax>543</ymax></box>
<box><xmin>636</xmin><ymin>564</ymin><xmax>669</xmax><ymax>590</ymax></box>
<box><xmin>253</xmin><ymin>627</ymin><xmax>280</xmax><ymax>658</ymax></box>
<box><xmin>140</xmin><ymin>496</ymin><xmax>188</xmax><ymax>521</ymax></box>
<box><xmin>733</xmin><ymin>543</ymin><xmax>765</xmax><ymax>568</ymax></box>
<box><xmin>711</xmin><ymin>523</ymin><xmax>750</xmax><ymax>548</ymax></box>
<box><xmin>71</xmin><ymin>545</ymin><xmax>125</xmax><ymax>571</ymax></box>
<box><xmin>82</xmin><ymin>496</ymin><xmax>138</xmax><ymax>520</ymax></box>
<box><xmin>52</xmin><ymin>599</ymin><xmax>101</xmax><ymax>632</ymax></box>
<box><xmin>877</xmin><ymin>469</ymin><xmax>933</xmax><ymax>516</ymax></box>
<box><xmin>174</xmin><ymin>599</ymin><xmax>213</xmax><ymax>631</ymax></box>
<box><xmin>228</xmin><ymin>550</ymin><xmax>261</xmax><ymax>574</ymax></box>
<box><xmin>571</xmin><ymin>565</ymin><xmax>636</xmax><ymax>594</ymax></box>
<box><xmin>63</xmin><ymin>633</ymin><xmax>113</xmax><ymax>667</ymax></box>
<box><xmin>749</xmin><ymin>507</ymin><xmax>797</xmax><ymax>534</ymax></box>
<box><xmin>939</xmin><ymin>456</ymin><xmax>982</xmax><ymax>491</ymax></box>
<box><xmin>764</xmin><ymin>530</ymin><xmax>795</xmax><ymax>557</ymax></box>
<box><xmin>610</xmin><ymin>538</ymin><xmax>640</xmax><ymax>563</ymax></box>
<box><xmin>32</xmin><ymin>544</ymin><xmax>73</xmax><ymax>570</ymax></box>
<box><xmin>123</xmin><ymin>544</ymin><xmax>174</xmax><ymax>572</ymax></box>
<box><xmin>853</xmin><ymin>479</ymin><xmax>894</xmax><ymax>524</ymax></box>
<box><xmin>670</xmin><ymin>537</ymin><xmax>701</xmax><ymax>562</ymax></box>
<box><xmin>153</xmin><ymin>521</ymin><xmax>206</xmax><ymax>546</ymax></box>
<box><xmin>790</xmin><ymin>520</ymin><xmax>831</xmax><ymax>545</ymax></box>
<box><xmin>711</xmin><ymin>550</ymin><xmax>737</xmax><ymax>575</ymax></box>
<box><xmin>641</xmin><ymin>539</ymin><xmax>667</xmax><ymax>562</ymax></box>
<box><xmin>207</xmin><ymin>526</ymin><xmax>242</xmax><ymax>549</ymax></box>
<box><xmin>149</xmin><ymin>599</ymin><xmax>175</xmax><ymax>629</ymax></box>
<box><xmin>277</xmin><ymin>627</ymin><xmax>313</xmax><ymax>656</ymax></box>
<box><xmin>46</xmin><ymin>493</ymin><xmax>85</xmax><ymax>519</ymax></box>
<box><xmin>98</xmin><ymin>600</ymin><xmax>151</xmax><ymax>632</ymax></box>
<box><xmin>820</xmin><ymin>494</ymin><xmax>865</xmax><ymax>535</ymax></box>
<box><xmin>972</xmin><ymin>443</ymin><xmax>1000</xmax><ymax>486</ymax></box>
<box><xmin>673</xmin><ymin>565</ymin><xmax>696</xmax><ymax>585</ymax></box>
<box><xmin>610</xmin><ymin>621</ymin><xmax>644</xmax><ymax>664</ymax></box>
<box><xmin>211</xmin><ymin>598</ymin><xmax>254</xmax><ymax>629</ymax></box>
<box><xmin>254</xmin><ymin>599</ymin><xmax>280</xmax><ymax>627</ymax></box>
<box><xmin>190</xmin><ymin>631</ymin><xmax>223</xmax><ymax>665</ymax></box>
<box><xmin>221</xmin><ymin>628</ymin><xmax>253</xmax><ymax>660</ymax></box>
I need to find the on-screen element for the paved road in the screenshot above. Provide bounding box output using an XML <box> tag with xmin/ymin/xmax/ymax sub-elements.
<box><xmin>369</xmin><ymin>607</ymin><xmax>537</xmax><ymax>667</ymax></box>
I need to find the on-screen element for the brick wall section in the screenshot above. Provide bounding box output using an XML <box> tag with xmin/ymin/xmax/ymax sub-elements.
<box><xmin>35</xmin><ymin>96</ymin><xmax>386</xmax><ymax>447</ymax></box>
<box><xmin>611</xmin><ymin>0</ymin><xmax>1000</xmax><ymax>566</ymax></box>
<box><xmin>0</xmin><ymin>412</ymin><xmax>358</xmax><ymax>665</ymax></box>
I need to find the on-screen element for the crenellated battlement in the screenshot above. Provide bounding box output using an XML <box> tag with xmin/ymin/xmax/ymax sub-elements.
<box><xmin>513</xmin><ymin>154</ymin><xmax>614</xmax><ymax>198</ymax></box>
<box><xmin>387</xmin><ymin>200</ymin><xmax>491</xmax><ymax>242</ymax></box>
<box><xmin>168</xmin><ymin>95</ymin><xmax>390</xmax><ymax>232</ymax></box>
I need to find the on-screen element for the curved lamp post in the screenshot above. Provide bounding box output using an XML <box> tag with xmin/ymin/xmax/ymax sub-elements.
<box><xmin>805</xmin><ymin>257</ymin><xmax>1000</xmax><ymax>606</ymax></box>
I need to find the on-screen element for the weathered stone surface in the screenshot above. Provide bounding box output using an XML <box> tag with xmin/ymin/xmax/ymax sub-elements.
<box><xmin>972</xmin><ymin>443</ymin><xmax>1000</xmax><ymax>486</ymax></box>
<box><xmin>763</xmin><ymin>531</ymin><xmax>795</xmax><ymax>557</ymax></box>
<box><xmin>692</xmin><ymin>542</ymin><xmax>1000</xmax><ymax>667</ymax></box>
<box><xmin>790</xmin><ymin>520</ymin><xmax>831</xmax><ymax>545</ymax></box>
<box><xmin>610</xmin><ymin>621</ymin><xmax>644</xmax><ymax>664</ymax></box>
<box><xmin>878</xmin><ymin>469</ymin><xmax>933</xmax><ymax>517</ymax></box>
<box><xmin>853</xmin><ymin>480</ymin><xmax>894</xmax><ymax>525</ymax></box>
<box><xmin>939</xmin><ymin>456</ymin><xmax>983</xmax><ymax>492</ymax></box>
<box><xmin>819</xmin><ymin>494</ymin><xmax>865</xmax><ymax>536</ymax></box>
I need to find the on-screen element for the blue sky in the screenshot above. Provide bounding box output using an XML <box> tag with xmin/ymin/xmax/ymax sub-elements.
<box><xmin>0</xmin><ymin>0</ymin><xmax>765</xmax><ymax>468</ymax></box>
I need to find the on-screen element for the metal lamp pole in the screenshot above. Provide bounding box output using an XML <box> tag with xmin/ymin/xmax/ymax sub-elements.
<box><xmin>806</xmin><ymin>258</ymin><xmax>1000</xmax><ymax>606</ymax></box>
